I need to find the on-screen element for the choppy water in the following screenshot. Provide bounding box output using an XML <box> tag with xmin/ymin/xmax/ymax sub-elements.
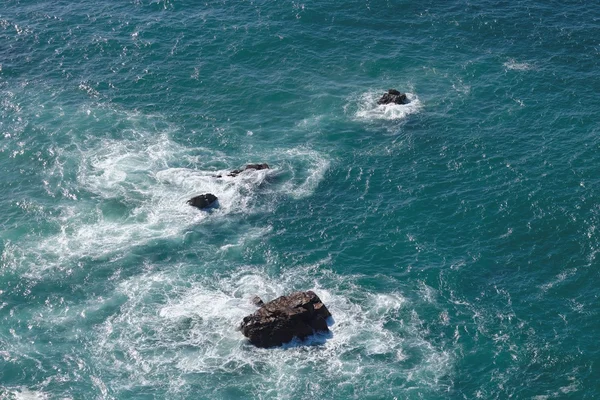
<box><xmin>1</xmin><ymin>0</ymin><xmax>599</xmax><ymax>398</ymax></box>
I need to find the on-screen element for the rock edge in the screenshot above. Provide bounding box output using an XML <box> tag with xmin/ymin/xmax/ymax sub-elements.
<box><xmin>240</xmin><ymin>291</ymin><xmax>331</xmax><ymax>348</ymax></box>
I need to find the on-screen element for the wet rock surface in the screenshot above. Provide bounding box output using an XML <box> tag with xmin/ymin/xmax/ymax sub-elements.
<box><xmin>187</xmin><ymin>193</ymin><xmax>218</xmax><ymax>209</ymax></box>
<box><xmin>227</xmin><ymin>163</ymin><xmax>270</xmax><ymax>177</ymax></box>
<box><xmin>240</xmin><ymin>291</ymin><xmax>331</xmax><ymax>348</ymax></box>
<box><xmin>377</xmin><ymin>89</ymin><xmax>408</xmax><ymax>105</ymax></box>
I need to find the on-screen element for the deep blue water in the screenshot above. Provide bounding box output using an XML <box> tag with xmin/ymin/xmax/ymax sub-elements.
<box><xmin>1</xmin><ymin>0</ymin><xmax>599</xmax><ymax>398</ymax></box>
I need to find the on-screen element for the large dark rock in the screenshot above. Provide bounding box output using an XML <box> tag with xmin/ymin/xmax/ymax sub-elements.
<box><xmin>227</xmin><ymin>163</ymin><xmax>270</xmax><ymax>177</ymax></box>
<box><xmin>377</xmin><ymin>89</ymin><xmax>408</xmax><ymax>105</ymax></box>
<box><xmin>187</xmin><ymin>193</ymin><xmax>217</xmax><ymax>209</ymax></box>
<box><xmin>240</xmin><ymin>291</ymin><xmax>331</xmax><ymax>348</ymax></box>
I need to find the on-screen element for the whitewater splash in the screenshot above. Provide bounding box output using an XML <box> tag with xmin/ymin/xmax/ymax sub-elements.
<box><xmin>503</xmin><ymin>59</ymin><xmax>533</xmax><ymax>71</ymax></box>
<box><xmin>352</xmin><ymin>90</ymin><xmax>422</xmax><ymax>121</ymax></box>
<box><xmin>86</xmin><ymin>261</ymin><xmax>453</xmax><ymax>398</ymax></box>
<box><xmin>0</xmin><ymin>387</ymin><xmax>49</xmax><ymax>400</ymax></box>
<box><xmin>278</xmin><ymin>148</ymin><xmax>331</xmax><ymax>199</ymax></box>
<box><xmin>3</xmin><ymin>107</ymin><xmax>330</xmax><ymax>275</ymax></box>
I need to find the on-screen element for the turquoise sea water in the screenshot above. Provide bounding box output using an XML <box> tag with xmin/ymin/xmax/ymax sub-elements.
<box><xmin>1</xmin><ymin>0</ymin><xmax>599</xmax><ymax>398</ymax></box>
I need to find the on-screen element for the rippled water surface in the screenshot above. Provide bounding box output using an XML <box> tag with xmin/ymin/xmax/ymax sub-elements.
<box><xmin>1</xmin><ymin>0</ymin><xmax>599</xmax><ymax>398</ymax></box>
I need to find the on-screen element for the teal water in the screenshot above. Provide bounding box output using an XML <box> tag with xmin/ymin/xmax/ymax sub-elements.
<box><xmin>1</xmin><ymin>0</ymin><xmax>599</xmax><ymax>398</ymax></box>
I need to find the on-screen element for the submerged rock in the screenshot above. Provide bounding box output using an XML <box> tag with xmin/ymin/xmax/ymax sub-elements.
<box><xmin>227</xmin><ymin>163</ymin><xmax>270</xmax><ymax>177</ymax></box>
<box><xmin>187</xmin><ymin>193</ymin><xmax>217</xmax><ymax>209</ymax></box>
<box><xmin>240</xmin><ymin>291</ymin><xmax>331</xmax><ymax>348</ymax></box>
<box><xmin>377</xmin><ymin>89</ymin><xmax>408</xmax><ymax>105</ymax></box>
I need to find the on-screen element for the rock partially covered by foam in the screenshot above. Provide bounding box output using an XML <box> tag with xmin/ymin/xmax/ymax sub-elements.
<box><xmin>227</xmin><ymin>163</ymin><xmax>270</xmax><ymax>178</ymax></box>
<box><xmin>251</xmin><ymin>296</ymin><xmax>264</xmax><ymax>306</ymax></box>
<box><xmin>240</xmin><ymin>291</ymin><xmax>331</xmax><ymax>348</ymax></box>
<box><xmin>377</xmin><ymin>89</ymin><xmax>408</xmax><ymax>105</ymax></box>
<box><xmin>187</xmin><ymin>193</ymin><xmax>217</xmax><ymax>209</ymax></box>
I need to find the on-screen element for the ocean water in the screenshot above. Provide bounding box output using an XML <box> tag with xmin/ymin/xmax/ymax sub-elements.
<box><xmin>1</xmin><ymin>0</ymin><xmax>599</xmax><ymax>398</ymax></box>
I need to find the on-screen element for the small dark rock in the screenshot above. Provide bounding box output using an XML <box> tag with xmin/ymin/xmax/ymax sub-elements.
<box><xmin>240</xmin><ymin>291</ymin><xmax>331</xmax><ymax>348</ymax></box>
<box><xmin>228</xmin><ymin>163</ymin><xmax>270</xmax><ymax>177</ymax></box>
<box><xmin>251</xmin><ymin>296</ymin><xmax>264</xmax><ymax>307</ymax></box>
<box><xmin>187</xmin><ymin>193</ymin><xmax>218</xmax><ymax>209</ymax></box>
<box><xmin>377</xmin><ymin>89</ymin><xmax>408</xmax><ymax>105</ymax></box>
<box><xmin>245</xmin><ymin>163</ymin><xmax>269</xmax><ymax>171</ymax></box>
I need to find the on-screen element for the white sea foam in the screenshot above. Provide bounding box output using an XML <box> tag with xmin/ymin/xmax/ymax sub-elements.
<box><xmin>10</xmin><ymin>110</ymin><xmax>330</xmax><ymax>273</ymax></box>
<box><xmin>539</xmin><ymin>267</ymin><xmax>578</xmax><ymax>292</ymax></box>
<box><xmin>30</xmin><ymin>133</ymin><xmax>225</xmax><ymax>265</ymax></box>
<box><xmin>1</xmin><ymin>388</ymin><xmax>50</xmax><ymax>400</ymax></box>
<box><xmin>503</xmin><ymin>59</ymin><xmax>533</xmax><ymax>71</ymax></box>
<box><xmin>278</xmin><ymin>148</ymin><xmax>330</xmax><ymax>199</ymax></box>
<box><xmin>353</xmin><ymin>90</ymin><xmax>421</xmax><ymax>121</ymax></box>
<box><xmin>87</xmin><ymin>262</ymin><xmax>452</xmax><ymax>398</ymax></box>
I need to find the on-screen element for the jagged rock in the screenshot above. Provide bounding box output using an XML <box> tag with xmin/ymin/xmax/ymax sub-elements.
<box><xmin>227</xmin><ymin>163</ymin><xmax>270</xmax><ymax>177</ymax></box>
<box><xmin>251</xmin><ymin>296</ymin><xmax>264</xmax><ymax>306</ymax></box>
<box><xmin>187</xmin><ymin>193</ymin><xmax>217</xmax><ymax>209</ymax></box>
<box><xmin>377</xmin><ymin>89</ymin><xmax>408</xmax><ymax>105</ymax></box>
<box><xmin>240</xmin><ymin>291</ymin><xmax>331</xmax><ymax>348</ymax></box>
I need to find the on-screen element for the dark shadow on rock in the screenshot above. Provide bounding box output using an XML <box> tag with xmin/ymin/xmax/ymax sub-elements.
<box><xmin>279</xmin><ymin>329</ymin><xmax>334</xmax><ymax>348</ymax></box>
<box><xmin>187</xmin><ymin>193</ymin><xmax>218</xmax><ymax>210</ymax></box>
<box><xmin>213</xmin><ymin>163</ymin><xmax>270</xmax><ymax>178</ymax></box>
<box><xmin>240</xmin><ymin>291</ymin><xmax>332</xmax><ymax>348</ymax></box>
<box><xmin>377</xmin><ymin>89</ymin><xmax>408</xmax><ymax>105</ymax></box>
